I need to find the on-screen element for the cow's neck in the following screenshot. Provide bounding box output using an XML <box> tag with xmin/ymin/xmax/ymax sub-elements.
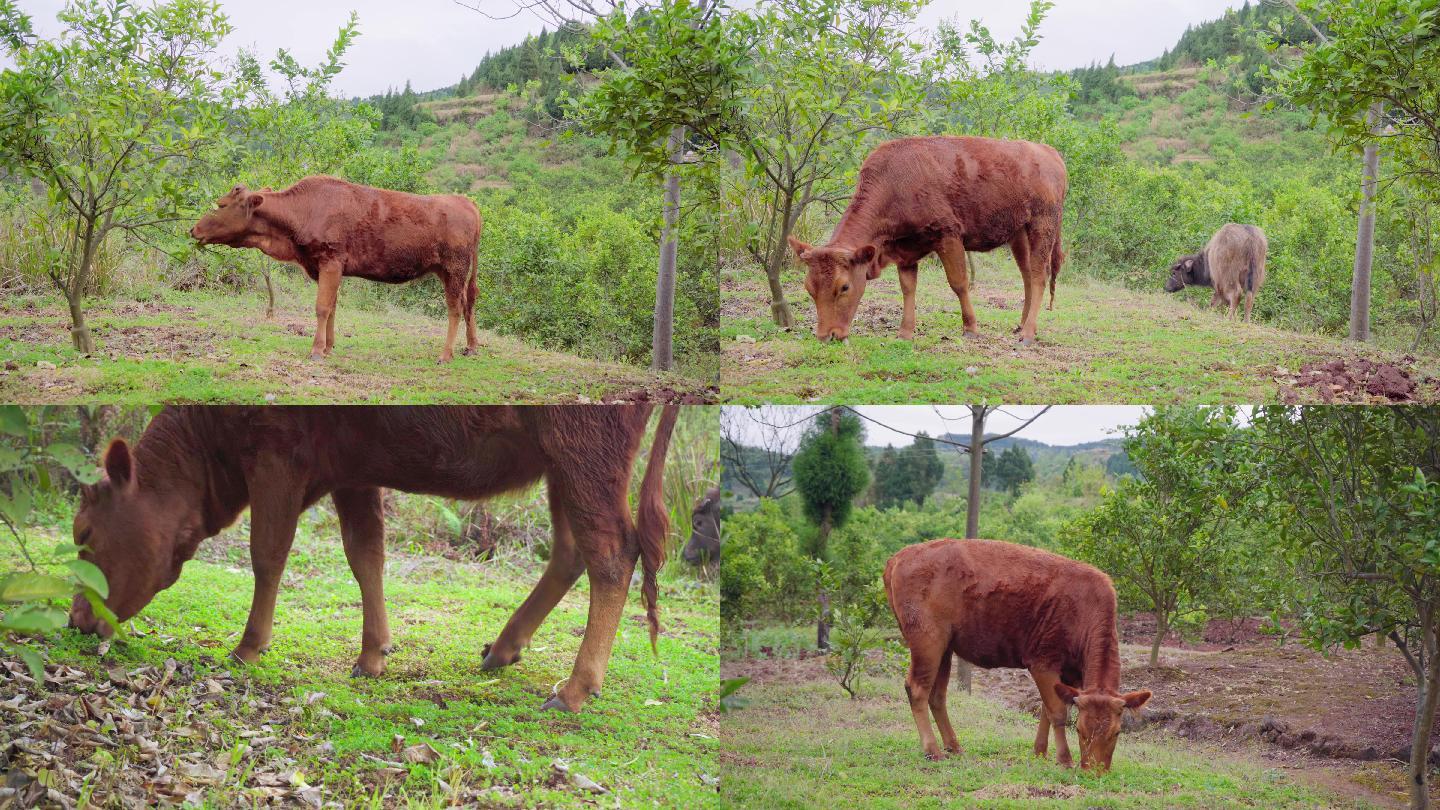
<box><xmin>827</xmin><ymin>183</ymin><xmax>890</xmax><ymax>252</ymax></box>
<box><xmin>134</xmin><ymin>409</ymin><xmax>250</xmax><ymax>559</ymax></box>
<box><xmin>1080</xmin><ymin>617</ymin><xmax>1123</xmax><ymax>691</ymax></box>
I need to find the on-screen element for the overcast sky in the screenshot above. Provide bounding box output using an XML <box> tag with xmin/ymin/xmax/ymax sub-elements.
<box><xmin>726</xmin><ymin>406</ymin><xmax>1152</xmax><ymax>449</ymax></box>
<box><xmin>11</xmin><ymin>0</ymin><xmax>1245</xmax><ymax>98</ymax></box>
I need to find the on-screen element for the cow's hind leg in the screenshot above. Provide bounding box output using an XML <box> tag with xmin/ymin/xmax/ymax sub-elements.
<box><xmin>1030</xmin><ymin>668</ymin><xmax>1074</xmax><ymax>767</ymax></box>
<box><xmin>1018</xmin><ymin>225</ymin><xmax>1056</xmax><ymax>346</ymax></box>
<box><xmin>438</xmin><ymin>273</ymin><xmax>462</xmax><ymax>364</ymax></box>
<box><xmin>324</xmin><ymin>303</ymin><xmax>338</xmax><ymax>357</ymax></box>
<box><xmin>461</xmin><ymin>265</ymin><xmax>480</xmax><ymax>356</ymax></box>
<box><xmin>930</xmin><ymin>650</ymin><xmax>961</xmax><ymax>754</ymax></box>
<box><xmin>936</xmin><ymin>238</ymin><xmax>979</xmax><ymax>338</ymax></box>
<box><xmin>334</xmin><ymin>487</ymin><xmax>392</xmax><ymax>677</ymax></box>
<box><xmin>482</xmin><ymin>492</ymin><xmax>585</xmax><ymax>670</ymax></box>
<box><xmin>903</xmin><ymin>632</ymin><xmax>949</xmax><ymax>759</ymax></box>
<box><xmin>310</xmin><ymin>262</ymin><xmax>341</xmax><ymax>361</ymax></box>
<box><xmin>1244</xmin><ymin>290</ymin><xmax>1255</xmax><ymax>323</ymax></box>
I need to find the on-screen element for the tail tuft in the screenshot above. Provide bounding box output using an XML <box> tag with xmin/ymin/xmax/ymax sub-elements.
<box><xmin>636</xmin><ymin>405</ymin><xmax>679</xmax><ymax>654</ymax></box>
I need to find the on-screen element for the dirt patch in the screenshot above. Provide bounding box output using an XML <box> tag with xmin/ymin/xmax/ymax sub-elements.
<box><xmin>1277</xmin><ymin>356</ymin><xmax>1436</xmax><ymax>403</ymax></box>
<box><xmin>969</xmin><ymin>783</ymin><xmax>1084</xmax><ymax>801</ymax></box>
<box><xmin>1119</xmin><ymin>613</ymin><xmax>1280</xmax><ymax>651</ymax></box>
<box><xmin>601</xmin><ymin>385</ymin><xmax>719</xmax><ymax>405</ymax></box>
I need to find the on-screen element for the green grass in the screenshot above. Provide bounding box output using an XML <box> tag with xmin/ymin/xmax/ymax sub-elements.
<box><xmin>721</xmin><ymin>671</ymin><xmax>1376</xmax><ymax>809</ymax></box>
<box><xmin>721</xmin><ymin>257</ymin><xmax>1440</xmax><ymax>404</ymax></box>
<box><xmin>8</xmin><ymin>507</ymin><xmax>719</xmax><ymax>807</ymax></box>
<box><xmin>0</xmin><ymin>286</ymin><xmax>713</xmax><ymax>404</ymax></box>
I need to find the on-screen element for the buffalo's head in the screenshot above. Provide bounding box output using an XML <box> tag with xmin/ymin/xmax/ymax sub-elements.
<box><xmin>790</xmin><ymin>237</ymin><xmax>880</xmax><ymax>342</ymax></box>
<box><xmin>682</xmin><ymin>488</ymin><xmax>721</xmax><ymax>567</ymax></box>
<box><xmin>1164</xmin><ymin>254</ymin><xmax>1202</xmax><ymax>293</ymax></box>
<box><xmin>190</xmin><ymin>186</ymin><xmax>266</xmax><ymax>246</ymax></box>
<box><xmin>67</xmin><ymin>439</ymin><xmax>199</xmax><ymax>636</ymax></box>
<box><xmin>1053</xmin><ymin>683</ymin><xmax>1152</xmax><ymax>772</ymax></box>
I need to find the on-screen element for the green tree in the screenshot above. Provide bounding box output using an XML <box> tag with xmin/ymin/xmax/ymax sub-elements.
<box><xmin>0</xmin><ymin>406</ymin><xmax>116</xmax><ymax>679</ymax></box>
<box><xmin>1064</xmin><ymin>407</ymin><xmax>1251</xmax><ymax>667</ymax></box>
<box><xmin>873</xmin><ymin>432</ymin><xmax>944</xmax><ymax>509</ymax></box>
<box><xmin>993</xmin><ymin>444</ymin><xmax>1035</xmax><ymax>496</ymax></box>
<box><xmin>733</xmin><ymin>0</ymin><xmax>930</xmax><ymax>327</ymax></box>
<box><xmin>792</xmin><ymin>408</ymin><xmax>869</xmax><ymax>649</ymax></box>
<box><xmin>1249</xmin><ymin>406</ymin><xmax>1440</xmax><ymax>810</ymax></box>
<box><xmin>0</xmin><ymin>0</ymin><xmax>244</xmax><ymax>352</ymax></box>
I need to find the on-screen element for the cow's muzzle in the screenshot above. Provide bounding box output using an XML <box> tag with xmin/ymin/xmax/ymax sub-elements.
<box><xmin>67</xmin><ymin>596</ymin><xmax>113</xmax><ymax>637</ymax></box>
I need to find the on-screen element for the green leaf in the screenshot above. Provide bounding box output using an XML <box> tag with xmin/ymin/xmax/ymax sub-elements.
<box><xmin>17</xmin><ymin>645</ymin><xmax>44</xmax><ymax>683</ymax></box>
<box><xmin>0</xmin><ymin>572</ymin><xmax>72</xmax><ymax>602</ymax></box>
<box><xmin>0</xmin><ymin>406</ymin><xmax>26</xmax><ymax>437</ymax></box>
<box><xmin>65</xmin><ymin>559</ymin><xmax>108</xmax><ymax>599</ymax></box>
<box><xmin>1</xmin><ymin>603</ymin><xmax>67</xmax><ymax>633</ymax></box>
<box><xmin>83</xmin><ymin>589</ymin><xmax>121</xmax><ymax>636</ymax></box>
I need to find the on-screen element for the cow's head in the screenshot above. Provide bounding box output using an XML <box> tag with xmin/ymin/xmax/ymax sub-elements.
<box><xmin>67</xmin><ymin>439</ymin><xmax>198</xmax><ymax>635</ymax></box>
<box><xmin>1164</xmin><ymin>253</ymin><xmax>1203</xmax><ymax>293</ymax></box>
<box><xmin>790</xmin><ymin>237</ymin><xmax>880</xmax><ymax>342</ymax></box>
<box><xmin>1054</xmin><ymin>683</ymin><xmax>1152</xmax><ymax>772</ymax></box>
<box><xmin>190</xmin><ymin>186</ymin><xmax>266</xmax><ymax>246</ymax></box>
<box><xmin>681</xmin><ymin>488</ymin><xmax>721</xmax><ymax>567</ymax></box>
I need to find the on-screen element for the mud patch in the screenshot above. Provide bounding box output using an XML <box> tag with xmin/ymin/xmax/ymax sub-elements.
<box><xmin>969</xmin><ymin>784</ymin><xmax>1084</xmax><ymax>801</ymax></box>
<box><xmin>601</xmin><ymin>385</ymin><xmax>718</xmax><ymax>405</ymax></box>
<box><xmin>1277</xmin><ymin>356</ymin><xmax>1433</xmax><ymax>403</ymax></box>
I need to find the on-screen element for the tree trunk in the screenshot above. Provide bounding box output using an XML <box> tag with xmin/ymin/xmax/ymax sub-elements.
<box><xmin>1408</xmin><ymin>620</ymin><xmax>1440</xmax><ymax>810</ymax></box>
<box><xmin>765</xmin><ymin>253</ymin><xmax>796</xmax><ymax>329</ymax></box>
<box><xmin>966</xmin><ymin>407</ymin><xmax>985</xmax><ymax>539</ymax></box>
<box><xmin>1149</xmin><ymin>612</ymin><xmax>1167</xmax><ymax>668</ymax></box>
<box><xmin>1350</xmin><ymin>103</ymin><xmax>1382</xmax><ymax>343</ymax></box>
<box><xmin>653</xmin><ymin>127</ymin><xmax>683</xmax><ymax>372</ymax></box>
<box><xmin>262</xmin><ymin>268</ymin><xmax>276</xmax><ymax>320</ymax></box>
<box><xmin>815</xmin><ymin>511</ymin><xmax>832</xmax><ymax>652</ymax></box>
<box><xmin>67</xmin><ymin>292</ymin><xmax>93</xmax><ymax>354</ymax></box>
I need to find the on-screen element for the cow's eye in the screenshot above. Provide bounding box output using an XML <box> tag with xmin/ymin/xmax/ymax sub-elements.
<box><xmin>840</xmin><ymin>284</ymin><xmax>850</xmax><ymax>294</ymax></box>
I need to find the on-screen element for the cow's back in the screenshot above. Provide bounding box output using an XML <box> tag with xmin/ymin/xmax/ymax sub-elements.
<box><xmin>850</xmin><ymin>136</ymin><xmax>1067</xmax><ymax>253</ymax></box>
<box><xmin>1204</xmin><ymin>223</ymin><xmax>1268</xmax><ymax>296</ymax></box>
<box><xmin>884</xmin><ymin>539</ymin><xmax>1115</xmax><ymax>673</ymax></box>
<box><xmin>276</xmin><ymin>177</ymin><xmax>481</xmax><ymax>280</ymax></box>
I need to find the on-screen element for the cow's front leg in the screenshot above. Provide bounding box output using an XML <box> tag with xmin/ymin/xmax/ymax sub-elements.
<box><xmin>233</xmin><ymin>481</ymin><xmax>304</xmax><ymax>665</ymax></box>
<box><xmin>897</xmin><ymin>263</ymin><xmax>919</xmax><ymax>340</ymax></box>
<box><xmin>542</xmin><ymin>512</ymin><xmax>633</xmax><ymax>712</ymax></box>
<box><xmin>333</xmin><ymin>487</ymin><xmax>392</xmax><ymax>677</ymax></box>
<box><xmin>1030</xmin><ymin>668</ymin><xmax>1074</xmax><ymax>767</ymax></box>
<box><xmin>310</xmin><ymin>262</ymin><xmax>342</xmax><ymax>360</ymax></box>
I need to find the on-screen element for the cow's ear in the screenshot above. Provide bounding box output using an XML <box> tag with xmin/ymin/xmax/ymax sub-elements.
<box><xmin>786</xmin><ymin>235</ymin><xmax>812</xmax><ymax>260</ymax></box>
<box><xmin>852</xmin><ymin>244</ymin><xmax>876</xmax><ymax>265</ymax></box>
<box><xmin>103</xmin><ymin>438</ymin><xmax>135</xmax><ymax>489</ymax></box>
<box><xmin>1053</xmin><ymin>683</ymin><xmax>1081</xmax><ymax>706</ymax></box>
<box><xmin>1121</xmin><ymin>690</ymin><xmax>1151</xmax><ymax>710</ymax></box>
<box><xmin>1184</xmin><ymin>258</ymin><xmax>1193</xmax><ymax>269</ymax></box>
<box><xmin>244</xmin><ymin>193</ymin><xmax>264</xmax><ymax>210</ymax></box>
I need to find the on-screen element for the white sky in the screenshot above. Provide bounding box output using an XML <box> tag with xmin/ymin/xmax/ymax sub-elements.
<box><xmin>725</xmin><ymin>406</ymin><xmax>1151</xmax><ymax>449</ymax></box>
<box><xmin>10</xmin><ymin>0</ymin><xmax>1246</xmax><ymax>98</ymax></box>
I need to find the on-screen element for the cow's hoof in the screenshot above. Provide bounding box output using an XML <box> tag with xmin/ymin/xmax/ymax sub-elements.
<box><xmin>229</xmin><ymin>644</ymin><xmax>265</xmax><ymax>665</ymax></box>
<box><xmin>480</xmin><ymin>643</ymin><xmax>519</xmax><ymax>670</ymax></box>
<box><xmin>1018</xmin><ymin>337</ymin><xmax>1036</xmax><ymax>347</ymax></box>
<box><xmin>351</xmin><ymin>661</ymin><xmax>384</xmax><ymax>678</ymax></box>
<box><xmin>461</xmin><ymin>346</ymin><xmax>477</xmax><ymax>357</ymax></box>
<box><xmin>381</xmin><ymin>643</ymin><xmax>395</xmax><ymax>656</ymax></box>
<box><xmin>307</xmin><ymin>352</ymin><xmax>325</xmax><ymax>362</ymax></box>
<box><xmin>436</xmin><ymin>357</ymin><xmax>453</xmax><ymax>365</ymax></box>
<box><xmin>963</xmin><ymin>331</ymin><xmax>980</xmax><ymax>340</ymax></box>
<box><xmin>923</xmin><ymin>750</ymin><xmax>946</xmax><ymax>761</ymax></box>
<box><xmin>898</xmin><ymin>330</ymin><xmax>914</xmax><ymax>341</ymax></box>
<box><xmin>541</xmin><ymin>695</ymin><xmax>579</xmax><ymax>713</ymax></box>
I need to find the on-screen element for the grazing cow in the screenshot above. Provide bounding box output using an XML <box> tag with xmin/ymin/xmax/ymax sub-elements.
<box><xmin>1165</xmin><ymin>223</ymin><xmax>1268</xmax><ymax>322</ymax></box>
<box><xmin>681</xmin><ymin>488</ymin><xmax>721</xmax><ymax>567</ymax></box>
<box><xmin>67</xmin><ymin>405</ymin><xmax>678</xmax><ymax>713</ymax></box>
<box><xmin>788</xmin><ymin>136</ymin><xmax>1068</xmax><ymax>345</ymax></box>
<box><xmin>883</xmin><ymin>539</ymin><xmax>1151</xmax><ymax>771</ymax></box>
<box><xmin>190</xmin><ymin>176</ymin><xmax>483</xmax><ymax>363</ymax></box>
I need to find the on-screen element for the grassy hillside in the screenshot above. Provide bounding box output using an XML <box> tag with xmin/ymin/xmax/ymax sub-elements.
<box><xmin>721</xmin><ymin>259</ymin><xmax>1440</xmax><ymax>405</ymax></box>
<box><xmin>721</xmin><ymin>664</ymin><xmax>1379</xmax><ymax>809</ymax></box>
<box><xmin>0</xmin><ymin>514</ymin><xmax>718</xmax><ymax>808</ymax></box>
<box><xmin>0</xmin><ymin>287</ymin><xmax>711</xmax><ymax>404</ymax></box>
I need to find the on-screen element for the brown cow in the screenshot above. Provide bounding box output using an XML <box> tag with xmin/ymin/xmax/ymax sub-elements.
<box><xmin>883</xmin><ymin>539</ymin><xmax>1151</xmax><ymax>771</ymax></box>
<box><xmin>788</xmin><ymin>136</ymin><xmax>1068</xmax><ymax>346</ymax></box>
<box><xmin>190</xmin><ymin>177</ymin><xmax>483</xmax><ymax>363</ymax></box>
<box><xmin>67</xmin><ymin>405</ymin><xmax>678</xmax><ymax>713</ymax></box>
<box><xmin>1164</xmin><ymin>223</ymin><xmax>1268</xmax><ymax>322</ymax></box>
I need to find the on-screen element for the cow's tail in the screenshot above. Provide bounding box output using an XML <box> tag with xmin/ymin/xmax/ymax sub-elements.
<box><xmin>1049</xmin><ymin>244</ymin><xmax>1064</xmax><ymax>310</ymax></box>
<box><xmin>882</xmin><ymin>553</ymin><xmax>902</xmax><ymax>631</ymax></box>
<box><xmin>635</xmin><ymin>405</ymin><xmax>679</xmax><ymax>655</ymax></box>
